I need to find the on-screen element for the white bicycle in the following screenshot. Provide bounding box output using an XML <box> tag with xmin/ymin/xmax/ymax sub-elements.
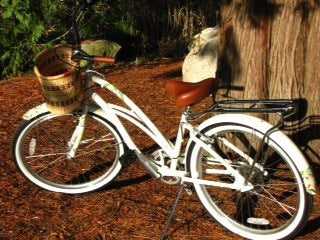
<box><xmin>12</xmin><ymin>1</ymin><xmax>316</xmax><ymax>239</ymax></box>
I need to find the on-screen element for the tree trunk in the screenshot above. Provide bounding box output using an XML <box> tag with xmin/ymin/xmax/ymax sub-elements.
<box><xmin>219</xmin><ymin>0</ymin><xmax>320</xmax><ymax>165</ymax></box>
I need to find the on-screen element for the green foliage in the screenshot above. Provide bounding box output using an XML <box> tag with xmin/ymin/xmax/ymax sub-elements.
<box><xmin>0</xmin><ymin>0</ymin><xmax>70</xmax><ymax>77</ymax></box>
<box><xmin>0</xmin><ymin>0</ymin><xmax>218</xmax><ymax>78</ymax></box>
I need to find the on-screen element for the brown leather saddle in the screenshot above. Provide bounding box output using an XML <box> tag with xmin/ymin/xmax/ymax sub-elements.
<box><xmin>165</xmin><ymin>78</ymin><xmax>219</xmax><ymax>107</ymax></box>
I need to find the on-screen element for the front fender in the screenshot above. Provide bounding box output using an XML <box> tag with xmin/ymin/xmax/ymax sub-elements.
<box><xmin>23</xmin><ymin>103</ymin><xmax>49</xmax><ymax>120</ymax></box>
<box><xmin>22</xmin><ymin>103</ymin><xmax>138</xmax><ymax>152</ymax></box>
<box><xmin>22</xmin><ymin>104</ymin><xmax>101</xmax><ymax>120</ymax></box>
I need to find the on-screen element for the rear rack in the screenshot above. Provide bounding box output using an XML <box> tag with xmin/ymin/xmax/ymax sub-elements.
<box><xmin>186</xmin><ymin>99</ymin><xmax>297</xmax><ymax>122</ymax></box>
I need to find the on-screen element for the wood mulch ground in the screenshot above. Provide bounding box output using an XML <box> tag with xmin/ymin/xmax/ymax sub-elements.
<box><xmin>0</xmin><ymin>60</ymin><xmax>319</xmax><ymax>240</ymax></box>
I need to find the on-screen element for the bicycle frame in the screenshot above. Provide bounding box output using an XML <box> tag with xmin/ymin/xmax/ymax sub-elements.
<box><xmin>66</xmin><ymin>72</ymin><xmax>301</xmax><ymax>193</ymax></box>
<box><xmin>90</xmin><ymin>75</ymin><xmax>183</xmax><ymax>159</ymax></box>
<box><xmin>51</xmin><ymin>70</ymin><xmax>252</xmax><ymax>191</ymax></box>
<box><xmin>83</xmin><ymin>73</ymin><xmax>196</xmax><ymax>180</ymax></box>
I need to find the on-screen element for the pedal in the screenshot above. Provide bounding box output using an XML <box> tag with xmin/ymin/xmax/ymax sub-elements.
<box><xmin>119</xmin><ymin>148</ymin><xmax>137</xmax><ymax>168</ymax></box>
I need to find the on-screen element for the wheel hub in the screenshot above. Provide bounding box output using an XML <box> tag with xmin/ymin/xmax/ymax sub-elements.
<box><xmin>238</xmin><ymin>165</ymin><xmax>264</xmax><ymax>193</ymax></box>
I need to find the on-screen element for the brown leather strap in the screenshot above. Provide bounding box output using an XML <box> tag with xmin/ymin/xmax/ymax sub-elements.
<box><xmin>165</xmin><ymin>78</ymin><xmax>218</xmax><ymax>107</ymax></box>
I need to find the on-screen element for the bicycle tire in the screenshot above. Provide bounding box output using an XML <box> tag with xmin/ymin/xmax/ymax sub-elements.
<box><xmin>187</xmin><ymin>118</ymin><xmax>313</xmax><ymax>240</ymax></box>
<box><xmin>12</xmin><ymin>111</ymin><xmax>124</xmax><ymax>194</ymax></box>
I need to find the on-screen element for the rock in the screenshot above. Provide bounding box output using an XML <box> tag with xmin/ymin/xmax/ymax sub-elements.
<box><xmin>182</xmin><ymin>26</ymin><xmax>220</xmax><ymax>83</ymax></box>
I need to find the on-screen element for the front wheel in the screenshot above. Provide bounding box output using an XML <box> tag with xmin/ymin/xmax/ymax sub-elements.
<box><xmin>12</xmin><ymin>111</ymin><xmax>124</xmax><ymax>194</ymax></box>
<box><xmin>187</xmin><ymin>119</ymin><xmax>313</xmax><ymax>240</ymax></box>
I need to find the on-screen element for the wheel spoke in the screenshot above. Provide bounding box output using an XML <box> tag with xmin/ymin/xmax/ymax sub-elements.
<box><xmin>13</xmin><ymin>112</ymin><xmax>123</xmax><ymax>194</ymax></box>
<box><xmin>188</xmin><ymin>120</ymin><xmax>311</xmax><ymax>239</ymax></box>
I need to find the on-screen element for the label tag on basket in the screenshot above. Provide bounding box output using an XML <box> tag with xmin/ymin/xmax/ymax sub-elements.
<box><xmin>64</xmin><ymin>70</ymin><xmax>73</xmax><ymax>77</ymax></box>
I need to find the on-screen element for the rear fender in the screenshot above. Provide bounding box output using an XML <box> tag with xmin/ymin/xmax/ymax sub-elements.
<box><xmin>187</xmin><ymin>113</ymin><xmax>317</xmax><ymax>195</ymax></box>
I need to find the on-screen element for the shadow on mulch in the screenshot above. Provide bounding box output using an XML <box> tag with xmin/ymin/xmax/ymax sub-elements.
<box><xmin>0</xmin><ymin>60</ymin><xmax>319</xmax><ymax>240</ymax></box>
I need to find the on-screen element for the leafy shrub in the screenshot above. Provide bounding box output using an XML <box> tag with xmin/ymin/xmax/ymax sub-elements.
<box><xmin>0</xmin><ymin>0</ymin><xmax>71</xmax><ymax>77</ymax></box>
<box><xmin>0</xmin><ymin>0</ymin><xmax>218</xmax><ymax>78</ymax></box>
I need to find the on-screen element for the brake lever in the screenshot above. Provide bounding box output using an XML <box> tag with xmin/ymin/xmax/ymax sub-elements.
<box><xmin>72</xmin><ymin>49</ymin><xmax>93</xmax><ymax>62</ymax></box>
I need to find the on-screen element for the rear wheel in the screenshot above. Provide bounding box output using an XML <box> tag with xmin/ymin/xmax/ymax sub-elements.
<box><xmin>187</xmin><ymin>121</ymin><xmax>313</xmax><ymax>240</ymax></box>
<box><xmin>13</xmin><ymin>112</ymin><xmax>124</xmax><ymax>194</ymax></box>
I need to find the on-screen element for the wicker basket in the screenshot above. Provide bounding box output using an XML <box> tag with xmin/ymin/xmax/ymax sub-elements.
<box><xmin>34</xmin><ymin>45</ymin><xmax>83</xmax><ymax>114</ymax></box>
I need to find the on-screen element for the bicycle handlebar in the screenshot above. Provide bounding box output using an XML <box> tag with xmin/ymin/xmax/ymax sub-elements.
<box><xmin>72</xmin><ymin>48</ymin><xmax>115</xmax><ymax>65</ymax></box>
<box><xmin>71</xmin><ymin>0</ymin><xmax>116</xmax><ymax>66</ymax></box>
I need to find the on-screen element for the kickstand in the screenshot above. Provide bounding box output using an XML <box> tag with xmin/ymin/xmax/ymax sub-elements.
<box><xmin>160</xmin><ymin>184</ymin><xmax>185</xmax><ymax>240</ymax></box>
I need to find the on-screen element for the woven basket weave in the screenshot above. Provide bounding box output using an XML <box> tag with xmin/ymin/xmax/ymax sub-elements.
<box><xmin>34</xmin><ymin>45</ymin><xmax>82</xmax><ymax>114</ymax></box>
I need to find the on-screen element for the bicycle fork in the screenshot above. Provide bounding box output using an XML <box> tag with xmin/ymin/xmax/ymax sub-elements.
<box><xmin>67</xmin><ymin>77</ymin><xmax>92</xmax><ymax>159</ymax></box>
<box><xmin>67</xmin><ymin>113</ymin><xmax>87</xmax><ymax>159</ymax></box>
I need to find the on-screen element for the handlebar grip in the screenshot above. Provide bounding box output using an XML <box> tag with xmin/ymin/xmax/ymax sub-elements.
<box><xmin>93</xmin><ymin>56</ymin><xmax>116</xmax><ymax>65</ymax></box>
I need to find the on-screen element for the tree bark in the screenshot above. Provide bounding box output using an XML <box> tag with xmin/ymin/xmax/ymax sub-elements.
<box><xmin>219</xmin><ymin>0</ymin><xmax>320</xmax><ymax>165</ymax></box>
